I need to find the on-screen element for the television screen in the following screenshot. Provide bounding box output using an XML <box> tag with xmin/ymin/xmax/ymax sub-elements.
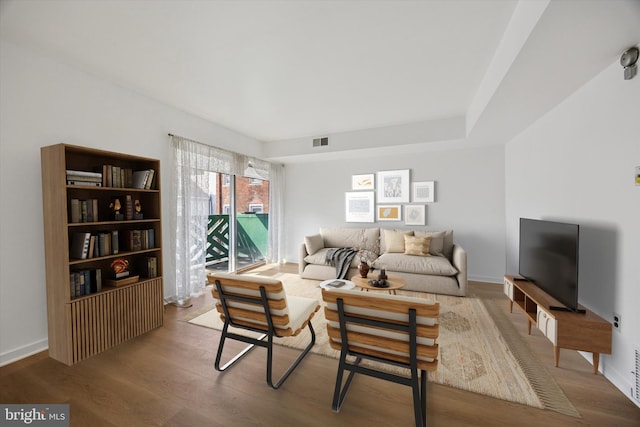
<box><xmin>519</xmin><ymin>218</ymin><xmax>580</xmax><ymax>312</ymax></box>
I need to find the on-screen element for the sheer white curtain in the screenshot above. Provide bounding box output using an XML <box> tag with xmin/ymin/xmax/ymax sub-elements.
<box><xmin>170</xmin><ymin>136</ymin><xmax>232</xmax><ymax>305</ymax></box>
<box><xmin>169</xmin><ymin>135</ymin><xmax>281</xmax><ymax>304</ymax></box>
<box><xmin>267</xmin><ymin>163</ymin><xmax>285</xmax><ymax>263</ymax></box>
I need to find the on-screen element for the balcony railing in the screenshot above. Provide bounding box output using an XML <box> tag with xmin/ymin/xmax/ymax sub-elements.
<box><xmin>206</xmin><ymin>213</ymin><xmax>268</xmax><ymax>268</ymax></box>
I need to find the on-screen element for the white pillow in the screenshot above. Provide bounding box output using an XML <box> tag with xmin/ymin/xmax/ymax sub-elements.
<box><xmin>383</xmin><ymin>229</ymin><xmax>413</xmax><ymax>253</ymax></box>
<box><xmin>304</xmin><ymin>234</ymin><xmax>324</xmax><ymax>255</ymax></box>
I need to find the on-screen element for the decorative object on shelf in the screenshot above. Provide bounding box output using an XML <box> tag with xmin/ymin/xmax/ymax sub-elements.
<box><xmin>404</xmin><ymin>204</ymin><xmax>426</xmax><ymax>225</ymax></box>
<box><xmin>358</xmin><ymin>259</ymin><xmax>370</xmax><ymax>278</ymax></box>
<box><xmin>412</xmin><ymin>181</ymin><xmax>435</xmax><ymax>203</ymax></box>
<box><xmin>110</xmin><ymin>258</ymin><xmax>130</xmax><ymax>278</ymax></box>
<box><xmin>345</xmin><ymin>191</ymin><xmax>375</xmax><ymax>223</ymax></box>
<box><xmin>110</xmin><ymin>197</ymin><xmax>123</xmax><ymax>220</ymax></box>
<box><xmin>133</xmin><ymin>199</ymin><xmax>143</xmax><ymax>219</ymax></box>
<box><xmin>377</xmin><ymin>205</ymin><xmax>401</xmax><ymax>221</ymax></box>
<box><xmin>351</xmin><ymin>173</ymin><xmax>375</xmax><ymax>190</ymax></box>
<box><xmin>377</xmin><ymin>169</ymin><xmax>410</xmax><ymax>203</ymax></box>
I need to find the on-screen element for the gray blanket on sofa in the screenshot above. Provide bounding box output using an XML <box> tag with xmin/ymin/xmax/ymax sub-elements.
<box><xmin>325</xmin><ymin>247</ymin><xmax>358</xmax><ymax>279</ymax></box>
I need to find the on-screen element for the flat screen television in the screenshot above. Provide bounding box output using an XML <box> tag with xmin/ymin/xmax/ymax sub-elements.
<box><xmin>518</xmin><ymin>218</ymin><xmax>583</xmax><ymax>313</ymax></box>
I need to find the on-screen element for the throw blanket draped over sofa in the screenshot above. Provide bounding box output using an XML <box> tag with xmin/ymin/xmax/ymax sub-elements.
<box><xmin>299</xmin><ymin>227</ymin><xmax>467</xmax><ymax>296</ymax></box>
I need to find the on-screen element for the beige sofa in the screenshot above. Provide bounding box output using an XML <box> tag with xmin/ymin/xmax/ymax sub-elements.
<box><xmin>299</xmin><ymin>227</ymin><xmax>467</xmax><ymax>296</ymax></box>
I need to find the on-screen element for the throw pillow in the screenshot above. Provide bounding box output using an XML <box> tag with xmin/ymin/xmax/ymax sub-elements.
<box><xmin>304</xmin><ymin>233</ymin><xmax>324</xmax><ymax>255</ymax></box>
<box><xmin>383</xmin><ymin>229</ymin><xmax>412</xmax><ymax>253</ymax></box>
<box><xmin>404</xmin><ymin>235</ymin><xmax>431</xmax><ymax>256</ymax></box>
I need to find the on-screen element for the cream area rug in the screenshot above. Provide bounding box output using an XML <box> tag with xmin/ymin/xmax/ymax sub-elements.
<box><xmin>189</xmin><ymin>270</ymin><xmax>579</xmax><ymax>417</ymax></box>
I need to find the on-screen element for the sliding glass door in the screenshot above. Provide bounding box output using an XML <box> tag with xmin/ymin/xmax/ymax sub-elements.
<box><xmin>206</xmin><ymin>172</ymin><xmax>269</xmax><ymax>272</ymax></box>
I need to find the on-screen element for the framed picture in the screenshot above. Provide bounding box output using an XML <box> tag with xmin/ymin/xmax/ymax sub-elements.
<box><xmin>412</xmin><ymin>181</ymin><xmax>435</xmax><ymax>203</ymax></box>
<box><xmin>404</xmin><ymin>205</ymin><xmax>426</xmax><ymax>226</ymax></box>
<box><xmin>352</xmin><ymin>173</ymin><xmax>375</xmax><ymax>190</ymax></box>
<box><xmin>377</xmin><ymin>205</ymin><xmax>402</xmax><ymax>221</ymax></box>
<box><xmin>345</xmin><ymin>191</ymin><xmax>375</xmax><ymax>223</ymax></box>
<box><xmin>377</xmin><ymin>169</ymin><xmax>410</xmax><ymax>203</ymax></box>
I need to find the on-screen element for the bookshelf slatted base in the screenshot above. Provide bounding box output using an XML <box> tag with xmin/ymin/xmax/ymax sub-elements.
<box><xmin>67</xmin><ymin>279</ymin><xmax>163</xmax><ymax>364</ymax></box>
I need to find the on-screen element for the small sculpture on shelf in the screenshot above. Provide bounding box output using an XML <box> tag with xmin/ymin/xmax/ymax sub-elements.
<box><xmin>110</xmin><ymin>197</ymin><xmax>123</xmax><ymax>220</ymax></box>
<box><xmin>110</xmin><ymin>258</ymin><xmax>129</xmax><ymax>279</ymax></box>
<box><xmin>133</xmin><ymin>199</ymin><xmax>143</xmax><ymax>220</ymax></box>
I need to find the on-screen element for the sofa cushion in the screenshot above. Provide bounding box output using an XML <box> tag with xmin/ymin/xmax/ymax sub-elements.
<box><xmin>383</xmin><ymin>229</ymin><xmax>413</xmax><ymax>253</ymax></box>
<box><xmin>320</xmin><ymin>227</ymin><xmax>380</xmax><ymax>255</ymax></box>
<box><xmin>413</xmin><ymin>230</ymin><xmax>446</xmax><ymax>256</ymax></box>
<box><xmin>374</xmin><ymin>253</ymin><xmax>458</xmax><ymax>276</ymax></box>
<box><xmin>304</xmin><ymin>233</ymin><xmax>324</xmax><ymax>255</ymax></box>
<box><xmin>404</xmin><ymin>235</ymin><xmax>431</xmax><ymax>257</ymax></box>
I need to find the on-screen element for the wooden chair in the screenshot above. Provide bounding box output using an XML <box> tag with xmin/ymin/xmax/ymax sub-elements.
<box><xmin>208</xmin><ymin>272</ymin><xmax>320</xmax><ymax>389</ymax></box>
<box><xmin>321</xmin><ymin>288</ymin><xmax>439</xmax><ymax>427</ymax></box>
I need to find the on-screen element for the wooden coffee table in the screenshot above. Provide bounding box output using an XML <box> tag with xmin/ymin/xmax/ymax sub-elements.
<box><xmin>350</xmin><ymin>274</ymin><xmax>405</xmax><ymax>295</ymax></box>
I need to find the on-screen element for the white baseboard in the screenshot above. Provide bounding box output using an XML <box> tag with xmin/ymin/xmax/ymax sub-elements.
<box><xmin>468</xmin><ymin>274</ymin><xmax>503</xmax><ymax>284</ymax></box>
<box><xmin>0</xmin><ymin>339</ymin><xmax>48</xmax><ymax>367</ymax></box>
<box><xmin>577</xmin><ymin>351</ymin><xmax>640</xmax><ymax>409</ymax></box>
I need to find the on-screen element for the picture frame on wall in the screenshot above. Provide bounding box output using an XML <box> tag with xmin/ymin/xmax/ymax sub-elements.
<box><xmin>404</xmin><ymin>205</ymin><xmax>426</xmax><ymax>226</ymax></box>
<box><xmin>377</xmin><ymin>205</ymin><xmax>402</xmax><ymax>221</ymax></box>
<box><xmin>345</xmin><ymin>191</ymin><xmax>375</xmax><ymax>223</ymax></box>
<box><xmin>377</xmin><ymin>169</ymin><xmax>410</xmax><ymax>203</ymax></box>
<box><xmin>412</xmin><ymin>181</ymin><xmax>435</xmax><ymax>203</ymax></box>
<box><xmin>351</xmin><ymin>173</ymin><xmax>375</xmax><ymax>190</ymax></box>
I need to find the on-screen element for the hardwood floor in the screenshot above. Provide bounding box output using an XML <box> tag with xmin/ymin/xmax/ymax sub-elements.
<box><xmin>2</xmin><ymin>264</ymin><xmax>639</xmax><ymax>426</ymax></box>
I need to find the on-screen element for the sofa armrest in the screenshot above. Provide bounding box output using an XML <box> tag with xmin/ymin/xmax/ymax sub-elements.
<box><xmin>452</xmin><ymin>244</ymin><xmax>468</xmax><ymax>296</ymax></box>
<box><xmin>299</xmin><ymin>243</ymin><xmax>309</xmax><ymax>276</ymax></box>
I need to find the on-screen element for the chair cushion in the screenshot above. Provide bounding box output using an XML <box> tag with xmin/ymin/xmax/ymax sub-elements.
<box><xmin>286</xmin><ymin>295</ymin><xmax>321</xmax><ymax>333</ymax></box>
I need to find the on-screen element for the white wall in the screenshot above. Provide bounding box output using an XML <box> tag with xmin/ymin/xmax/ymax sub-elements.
<box><xmin>284</xmin><ymin>144</ymin><xmax>506</xmax><ymax>283</ymax></box>
<box><xmin>0</xmin><ymin>41</ymin><xmax>263</xmax><ymax>365</ymax></box>
<box><xmin>505</xmin><ymin>59</ymin><xmax>640</xmax><ymax>404</ymax></box>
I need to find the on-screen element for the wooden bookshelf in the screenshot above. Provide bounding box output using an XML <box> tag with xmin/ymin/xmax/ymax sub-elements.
<box><xmin>41</xmin><ymin>143</ymin><xmax>164</xmax><ymax>365</ymax></box>
<box><xmin>503</xmin><ymin>275</ymin><xmax>611</xmax><ymax>374</ymax></box>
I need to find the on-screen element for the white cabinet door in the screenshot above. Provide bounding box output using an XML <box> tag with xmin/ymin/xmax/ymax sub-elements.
<box><xmin>537</xmin><ymin>307</ymin><xmax>557</xmax><ymax>345</ymax></box>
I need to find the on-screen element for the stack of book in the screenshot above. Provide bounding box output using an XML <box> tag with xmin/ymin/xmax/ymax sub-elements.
<box><xmin>69</xmin><ymin>231</ymin><xmax>119</xmax><ymax>259</ymax></box>
<box><xmin>66</xmin><ymin>169</ymin><xmax>102</xmax><ymax>187</ymax></box>
<box><xmin>69</xmin><ymin>198</ymin><xmax>99</xmax><ymax>223</ymax></box>
<box><xmin>142</xmin><ymin>256</ymin><xmax>158</xmax><ymax>278</ymax></box>
<box><xmin>102</xmin><ymin>165</ymin><xmax>133</xmax><ymax>188</ymax></box>
<box><xmin>70</xmin><ymin>269</ymin><xmax>102</xmax><ymax>298</ymax></box>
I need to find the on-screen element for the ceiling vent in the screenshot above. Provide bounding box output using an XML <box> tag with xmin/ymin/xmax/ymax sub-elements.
<box><xmin>312</xmin><ymin>137</ymin><xmax>329</xmax><ymax>147</ymax></box>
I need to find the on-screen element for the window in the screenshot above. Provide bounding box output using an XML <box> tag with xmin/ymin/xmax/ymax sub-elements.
<box><xmin>248</xmin><ymin>204</ymin><xmax>264</xmax><ymax>213</ymax></box>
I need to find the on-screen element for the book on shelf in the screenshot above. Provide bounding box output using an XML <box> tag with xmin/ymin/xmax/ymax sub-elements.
<box><xmin>145</xmin><ymin>169</ymin><xmax>155</xmax><ymax>189</ymax></box>
<box><xmin>70</xmin><ymin>199</ymin><xmax>81</xmax><ymax>223</ymax></box>
<box><xmin>70</xmin><ymin>268</ymin><xmax>102</xmax><ymax>298</ymax></box>
<box><xmin>132</xmin><ymin>170</ymin><xmax>149</xmax><ymax>189</ymax></box>
<box><xmin>70</xmin><ymin>232</ymin><xmax>91</xmax><ymax>259</ymax></box>
<box><xmin>67</xmin><ymin>180</ymin><xmax>102</xmax><ymax>187</ymax></box>
<box><xmin>66</xmin><ymin>169</ymin><xmax>102</xmax><ymax>179</ymax></box>
<box><xmin>125</xmin><ymin>195</ymin><xmax>133</xmax><ymax>220</ymax></box>
<box><xmin>111</xmin><ymin>230</ymin><xmax>119</xmax><ymax>254</ymax></box>
<box><xmin>142</xmin><ymin>256</ymin><xmax>158</xmax><ymax>278</ymax></box>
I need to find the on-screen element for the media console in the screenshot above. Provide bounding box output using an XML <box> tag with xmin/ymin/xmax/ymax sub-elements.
<box><xmin>503</xmin><ymin>275</ymin><xmax>612</xmax><ymax>374</ymax></box>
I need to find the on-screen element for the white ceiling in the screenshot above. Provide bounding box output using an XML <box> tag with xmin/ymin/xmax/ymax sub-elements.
<box><xmin>1</xmin><ymin>0</ymin><xmax>639</xmax><ymax>161</ymax></box>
